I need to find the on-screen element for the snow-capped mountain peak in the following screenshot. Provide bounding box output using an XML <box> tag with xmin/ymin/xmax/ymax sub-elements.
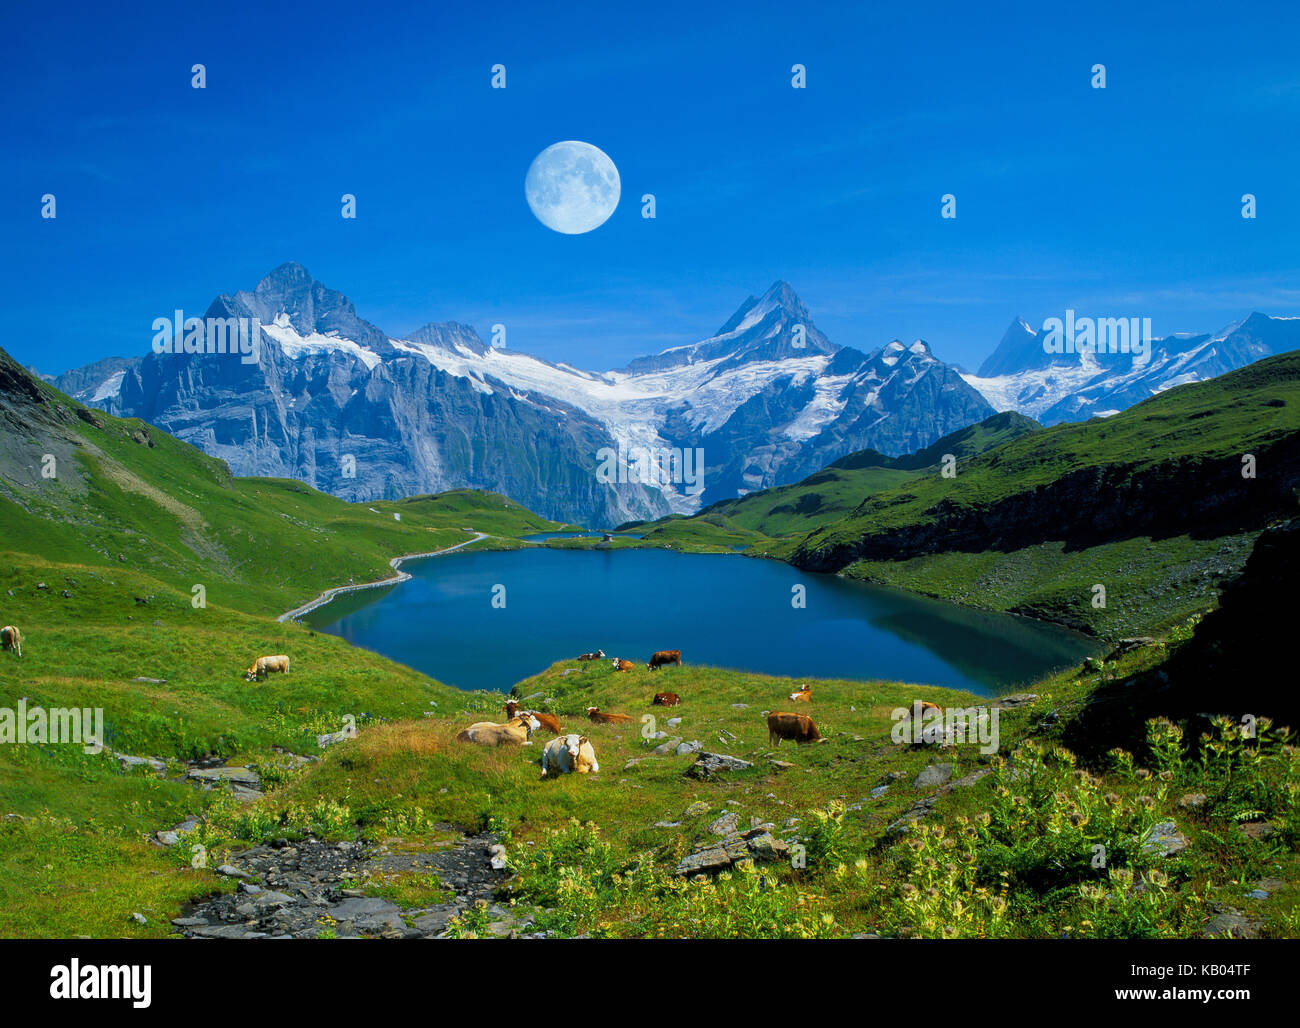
<box><xmin>963</xmin><ymin>311</ymin><xmax>1300</xmax><ymax>423</ymax></box>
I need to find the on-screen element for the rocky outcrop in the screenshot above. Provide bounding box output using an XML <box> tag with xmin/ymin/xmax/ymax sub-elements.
<box><xmin>684</xmin><ymin>752</ymin><xmax>755</xmax><ymax>780</ymax></box>
<box><xmin>178</xmin><ymin>833</ymin><xmax>515</xmax><ymax>939</ymax></box>
<box><xmin>674</xmin><ymin>828</ymin><xmax>790</xmax><ymax>876</ymax></box>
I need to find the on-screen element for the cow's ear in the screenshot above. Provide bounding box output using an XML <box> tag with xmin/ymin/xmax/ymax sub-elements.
<box><xmin>579</xmin><ymin>735</ymin><xmax>588</xmax><ymax>745</ymax></box>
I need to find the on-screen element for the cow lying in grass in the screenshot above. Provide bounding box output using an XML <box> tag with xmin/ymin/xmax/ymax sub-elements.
<box><xmin>611</xmin><ymin>658</ymin><xmax>635</xmax><ymax>671</ymax></box>
<box><xmin>539</xmin><ymin>733</ymin><xmax>599</xmax><ymax>778</ymax></box>
<box><xmin>1</xmin><ymin>625</ymin><xmax>22</xmax><ymax>658</ymax></box>
<box><xmin>586</xmin><ymin>707</ymin><xmax>633</xmax><ymax>724</ymax></box>
<box><xmin>652</xmin><ymin>691</ymin><xmax>681</xmax><ymax>707</ymax></box>
<box><xmin>789</xmin><ymin>684</ymin><xmax>811</xmax><ymax>702</ymax></box>
<box><xmin>456</xmin><ymin>713</ymin><xmax>540</xmax><ymax>746</ymax></box>
<box><xmin>504</xmin><ymin>700</ymin><xmax>562</xmax><ymax>734</ymax></box>
<box><xmin>577</xmin><ymin>650</ymin><xmax>605</xmax><ymax>661</ymax></box>
<box><xmin>767</xmin><ymin>711</ymin><xmax>825</xmax><ymax>746</ymax></box>
<box><xmin>243</xmin><ymin>654</ymin><xmax>290</xmax><ymax>681</ymax></box>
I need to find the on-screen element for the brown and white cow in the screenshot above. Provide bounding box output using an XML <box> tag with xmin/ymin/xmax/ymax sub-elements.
<box><xmin>577</xmin><ymin>650</ymin><xmax>605</xmax><ymax>662</ymax></box>
<box><xmin>652</xmin><ymin>691</ymin><xmax>681</xmax><ymax>707</ymax></box>
<box><xmin>647</xmin><ymin>649</ymin><xmax>682</xmax><ymax>670</ymax></box>
<box><xmin>789</xmin><ymin>684</ymin><xmax>812</xmax><ymax>703</ymax></box>
<box><xmin>504</xmin><ymin>700</ymin><xmax>562</xmax><ymax>735</ymax></box>
<box><xmin>611</xmin><ymin>658</ymin><xmax>635</xmax><ymax>672</ymax></box>
<box><xmin>767</xmin><ymin>711</ymin><xmax>825</xmax><ymax>746</ymax></box>
<box><xmin>585</xmin><ymin>706</ymin><xmax>633</xmax><ymax>725</ymax></box>
<box><xmin>243</xmin><ymin>654</ymin><xmax>290</xmax><ymax>681</ymax></box>
<box><xmin>1</xmin><ymin>625</ymin><xmax>22</xmax><ymax>658</ymax></box>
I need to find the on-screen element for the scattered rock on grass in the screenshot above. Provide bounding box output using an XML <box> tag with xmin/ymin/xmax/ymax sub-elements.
<box><xmin>913</xmin><ymin>763</ymin><xmax>954</xmax><ymax>789</ymax></box>
<box><xmin>685</xmin><ymin>752</ymin><xmax>754</xmax><ymax>780</ymax></box>
<box><xmin>1140</xmin><ymin>821</ymin><xmax>1190</xmax><ymax>857</ymax></box>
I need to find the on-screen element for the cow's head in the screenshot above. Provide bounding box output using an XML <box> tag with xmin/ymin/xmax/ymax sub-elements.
<box><xmin>596</xmin><ymin>649</ymin><xmax>605</xmax><ymax>658</ymax></box>
<box><xmin>504</xmin><ymin>699</ymin><xmax>520</xmax><ymax>717</ymax></box>
<box><xmin>562</xmin><ymin>734</ymin><xmax>582</xmax><ymax>761</ymax></box>
<box><xmin>520</xmin><ymin>713</ymin><xmax>541</xmax><ymax>736</ymax></box>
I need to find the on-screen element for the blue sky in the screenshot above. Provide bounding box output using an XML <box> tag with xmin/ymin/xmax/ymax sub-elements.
<box><xmin>3</xmin><ymin>0</ymin><xmax>1299</xmax><ymax>375</ymax></box>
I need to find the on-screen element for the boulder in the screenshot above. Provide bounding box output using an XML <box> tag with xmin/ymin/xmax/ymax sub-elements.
<box><xmin>674</xmin><ymin>847</ymin><xmax>732</xmax><ymax>876</ymax></box>
<box><xmin>912</xmin><ymin>763</ymin><xmax>954</xmax><ymax>789</ymax></box>
<box><xmin>685</xmin><ymin>752</ymin><xmax>754</xmax><ymax>780</ymax></box>
<box><xmin>708</xmin><ymin>812</ymin><xmax>741</xmax><ymax>836</ymax></box>
<box><xmin>1139</xmin><ymin>821</ymin><xmax>1190</xmax><ymax>857</ymax></box>
<box><xmin>187</xmin><ymin>766</ymin><xmax>260</xmax><ymax>788</ymax></box>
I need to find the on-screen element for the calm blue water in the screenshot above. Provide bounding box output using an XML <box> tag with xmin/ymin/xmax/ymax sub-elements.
<box><xmin>307</xmin><ymin>548</ymin><xmax>1098</xmax><ymax>696</ymax></box>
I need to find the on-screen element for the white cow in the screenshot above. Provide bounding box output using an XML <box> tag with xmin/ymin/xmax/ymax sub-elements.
<box><xmin>540</xmin><ymin>733</ymin><xmax>599</xmax><ymax>779</ymax></box>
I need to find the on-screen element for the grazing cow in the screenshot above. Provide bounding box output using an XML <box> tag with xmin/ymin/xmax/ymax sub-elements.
<box><xmin>243</xmin><ymin>654</ymin><xmax>290</xmax><ymax>681</ymax></box>
<box><xmin>577</xmin><ymin>650</ymin><xmax>606</xmax><ymax>662</ymax></box>
<box><xmin>647</xmin><ymin>650</ymin><xmax>682</xmax><ymax>670</ymax></box>
<box><xmin>1</xmin><ymin>625</ymin><xmax>22</xmax><ymax>658</ymax></box>
<box><xmin>456</xmin><ymin>714</ymin><xmax>540</xmax><ymax>746</ymax></box>
<box><xmin>540</xmin><ymin>733</ymin><xmax>599</xmax><ymax>778</ymax></box>
<box><xmin>789</xmin><ymin>684</ymin><xmax>812</xmax><ymax>703</ymax></box>
<box><xmin>611</xmin><ymin>658</ymin><xmax>635</xmax><ymax>672</ymax></box>
<box><xmin>652</xmin><ymin>692</ymin><xmax>681</xmax><ymax>707</ymax></box>
<box><xmin>585</xmin><ymin>706</ymin><xmax>633</xmax><ymax>724</ymax></box>
<box><xmin>504</xmin><ymin>701</ymin><xmax>563</xmax><ymax>735</ymax></box>
<box><xmin>767</xmin><ymin>711</ymin><xmax>825</xmax><ymax>746</ymax></box>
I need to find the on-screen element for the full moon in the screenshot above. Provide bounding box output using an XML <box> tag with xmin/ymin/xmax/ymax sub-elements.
<box><xmin>525</xmin><ymin>141</ymin><xmax>620</xmax><ymax>234</ymax></box>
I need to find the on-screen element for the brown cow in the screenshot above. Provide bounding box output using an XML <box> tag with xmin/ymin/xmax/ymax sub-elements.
<box><xmin>611</xmin><ymin>658</ymin><xmax>635</xmax><ymax>672</ymax></box>
<box><xmin>789</xmin><ymin>684</ymin><xmax>811</xmax><ymax>703</ymax></box>
<box><xmin>652</xmin><ymin>692</ymin><xmax>681</xmax><ymax>707</ymax></box>
<box><xmin>577</xmin><ymin>650</ymin><xmax>605</xmax><ymax>661</ymax></box>
<box><xmin>767</xmin><ymin>711</ymin><xmax>824</xmax><ymax>746</ymax></box>
<box><xmin>504</xmin><ymin>700</ymin><xmax>562</xmax><ymax>734</ymax></box>
<box><xmin>586</xmin><ymin>706</ymin><xmax>633</xmax><ymax>724</ymax></box>
<box><xmin>647</xmin><ymin>650</ymin><xmax>682</xmax><ymax>670</ymax></box>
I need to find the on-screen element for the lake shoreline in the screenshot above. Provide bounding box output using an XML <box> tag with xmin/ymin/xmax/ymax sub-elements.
<box><xmin>277</xmin><ymin>530</ymin><xmax>490</xmax><ymax>623</ymax></box>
